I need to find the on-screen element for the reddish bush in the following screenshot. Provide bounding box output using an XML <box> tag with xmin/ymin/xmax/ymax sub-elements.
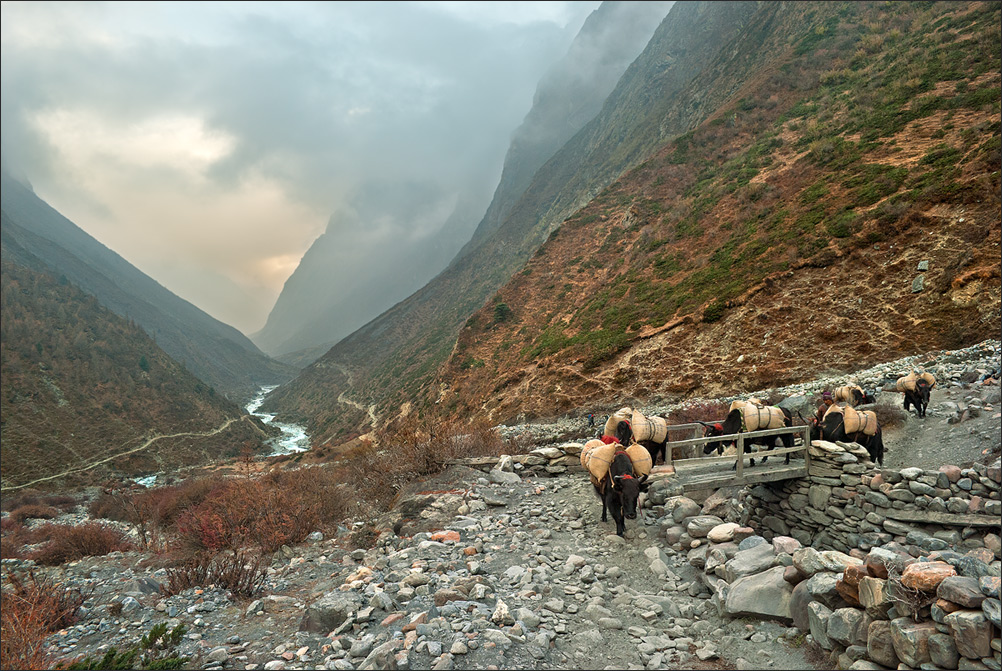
<box><xmin>28</xmin><ymin>522</ymin><xmax>134</xmax><ymax>566</ymax></box>
<box><xmin>8</xmin><ymin>505</ymin><xmax>61</xmax><ymax>526</ymax></box>
<box><xmin>0</xmin><ymin>570</ymin><xmax>88</xmax><ymax>670</ymax></box>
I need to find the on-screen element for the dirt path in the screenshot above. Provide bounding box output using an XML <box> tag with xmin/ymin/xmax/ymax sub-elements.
<box><xmin>880</xmin><ymin>384</ymin><xmax>1000</xmax><ymax>470</ymax></box>
<box><xmin>332</xmin><ymin>362</ymin><xmax>380</xmax><ymax>427</ymax></box>
<box><xmin>5</xmin><ymin>417</ymin><xmax>244</xmax><ymax>491</ymax></box>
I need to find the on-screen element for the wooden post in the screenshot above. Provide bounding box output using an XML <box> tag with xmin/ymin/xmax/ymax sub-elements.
<box><xmin>803</xmin><ymin>425</ymin><xmax>811</xmax><ymax>474</ymax></box>
<box><xmin>736</xmin><ymin>434</ymin><xmax>744</xmax><ymax>480</ymax></box>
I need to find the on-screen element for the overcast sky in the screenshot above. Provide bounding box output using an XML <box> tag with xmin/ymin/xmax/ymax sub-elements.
<box><xmin>1</xmin><ymin>1</ymin><xmax>600</xmax><ymax>334</ymax></box>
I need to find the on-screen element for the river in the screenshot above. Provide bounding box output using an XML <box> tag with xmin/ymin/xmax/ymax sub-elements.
<box><xmin>133</xmin><ymin>385</ymin><xmax>309</xmax><ymax>487</ymax></box>
<box><xmin>245</xmin><ymin>384</ymin><xmax>311</xmax><ymax>455</ymax></box>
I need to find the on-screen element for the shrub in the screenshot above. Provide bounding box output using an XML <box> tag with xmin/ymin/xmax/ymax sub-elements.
<box><xmin>28</xmin><ymin>522</ymin><xmax>134</xmax><ymax>566</ymax></box>
<box><xmin>702</xmin><ymin>299</ymin><xmax>727</xmax><ymax>323</ymax></box>
<box><xmin>9</xmin><ymin>505</ymin><xmax>61</xmax><ymax>525</ymax></box>
<box><xmin>871</xmin><ymin>402</ymin><xmax>909</xmax><ymax>430</ymax></box>
<box><xmin>62</xmin><ymin>622</ymin><xmax>188</xmax><ymax>670</ymax></box>
<box><xmin>1</xmin><ymin>570</ymin><xmax>88</xmax><ymax>670</ymax></box>
<box><xmin>162</xmin><ymin>549</ymin><xmax>265</xmax><ymax>599</ymax></box>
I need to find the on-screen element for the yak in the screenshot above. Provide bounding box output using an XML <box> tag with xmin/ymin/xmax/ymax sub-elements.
<box><xmin>904</xmin><ymin>378</ymin><xmax>932</xmax><ymax>418</ymax></box>
<box><xmin>701</xmin><ymin>405</ymin><xmax>794</xmax><ymax>469</ymax></box>
<box><xmin>592</xmin><ymin>449</ymin><xmax>649</xmax><ymax>537</ymax></box>
<box><xmin>807</xmin><ymin>408</ymin><xmax>885</xmax><ymax>466</ymax></box>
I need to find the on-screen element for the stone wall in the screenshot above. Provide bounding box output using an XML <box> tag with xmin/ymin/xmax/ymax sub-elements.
<box><xmin>730</xmin><ymin>441</ymin><xmax>1002</xmax><ymax>670</ymax></box>
<box><xmin>744</xmin><ymin>440</ymin><xmax>1001</xmax><ymax>558</ymax></box>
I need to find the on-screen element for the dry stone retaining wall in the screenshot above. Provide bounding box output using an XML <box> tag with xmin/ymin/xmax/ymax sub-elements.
<box><xmin>743</xmin><ymin>440</ymin><xmax>1001</xmax><ymax>558</ymax></box>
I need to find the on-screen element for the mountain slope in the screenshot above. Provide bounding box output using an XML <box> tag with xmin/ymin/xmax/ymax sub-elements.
<box><xmin>0</xmin><ymin>171</ymin><xmax>296</xmax><ymax>400</ymax></box>
<box><xmin>441</xmin><ymin>0</ymin><xmax>1001</xmax><ymax>423</ymax></box>
<box><xmin>254</xmin><ymin>1</ymin><xmax>675</xmax><ymax>363</ymax></box>
<box><xmin>262</xmin><ymin>0</ymin><xmax>764</xmax><ymax>444</ymax></box>
<box><xmin>0</xmin><ymin>254</ymin><xmax>277</xmax><ymax>490</ymax></box>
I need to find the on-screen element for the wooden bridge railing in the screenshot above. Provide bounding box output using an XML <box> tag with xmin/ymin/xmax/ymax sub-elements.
<box><xmin>658</xmin><ymin>422</ymin><xmax>811</xmax><ymax>483</ymax></box>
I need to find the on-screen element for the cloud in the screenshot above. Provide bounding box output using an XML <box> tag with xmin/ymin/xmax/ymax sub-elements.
<box><xmin>1</xmin><ymin>1</ymin><xmax>597</xmax><ymax>334</ymax></box>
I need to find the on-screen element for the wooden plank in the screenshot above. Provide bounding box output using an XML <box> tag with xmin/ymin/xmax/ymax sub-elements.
<box><xmin>678</xmin><ymin>463</ymin><xmax>807</xmax><ymax>488</ymax></box>
<box><xmin>736</xmin><ymin>435</ymin><xmax>744</xmax><ymax>480</ymax></box>
<box><xmin>675</xmin><ymin>454</ymin><xmax>741</xmax><ymax>467</ymax></box>
<box><xmin>882</xmin><ymin>508</ymin><xmax>1001</xmax><ymax>528</ymax></box>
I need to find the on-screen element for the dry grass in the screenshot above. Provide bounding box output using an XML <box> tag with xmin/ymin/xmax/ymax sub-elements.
<box><xmin>0</xmin><ymin>570</ymin><xmax>89</xmax><ymax>670</ymax></box>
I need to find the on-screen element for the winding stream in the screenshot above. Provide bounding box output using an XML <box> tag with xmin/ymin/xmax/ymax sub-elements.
<box><xmin>245</xmin><ymin>385</ymin><xmax>311</xmax><ymax>455</ymax></box>
<box><xmin>133</xmin><ymin>385</ymin><xmax>309</xmax><ymax>487</ymax></box>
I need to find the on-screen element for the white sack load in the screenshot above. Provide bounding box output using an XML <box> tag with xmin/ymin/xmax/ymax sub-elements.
<box><xmin>833</xmin><ymin>384</ymin><xmax>864</xmax><ymax>404</ymax></box>
<box><xmin>631</xmin><ymin>409</ymin><xmax>668</xmax><ymax>443</ymax></box>
<box><xmin>739</xmin><ymin>403</ymin><xmax>786</xmax><ymax>432</ymax></box>
<box><xmin>895</xmin><ymin>371</ymin><xmax>936</xmax><ymax>393</ymax></box>
<box><xmin>603</xmin><ymin>407</ymin><xmax>633</xmax><ymax>438</ymax></box>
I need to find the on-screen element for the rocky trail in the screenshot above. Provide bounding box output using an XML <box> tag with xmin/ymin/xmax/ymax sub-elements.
<box><xmin>3</xmin><ymin>340</ymin><xmax>1000</xmax><ymax>671</ymax></box>
<box><xmin>7</xmin><ymin>464</ymin><xmax>825</xmax><ymax>671</ymax></box>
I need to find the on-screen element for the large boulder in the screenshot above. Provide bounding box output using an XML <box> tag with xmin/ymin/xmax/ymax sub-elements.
<box><xmin>792</xmin><ymin>547</ymin><xmax>827</xmax><ymax>577</ymax></box>
<box><xmin>665</xmin><ymin>496</ymin><xmax>702</xmax><ymax>523</ymax></box>
<box><xmin>723</xmin><ymin>542</ymin><xmax>777</xmax><ymax>583</ymax></box>
<box><xmin>808</xmin><ymin>602</ymin><xmax>833</xmax><ymax>649</ymax></box>
<box><xmin>300</xmin><ymin>592</ymin><xmax>362</xmax><ymax>634</ymax></box>
<box><xmin>943</xmin><ymin>610</ymin><xmax>992</xmax><ymax>659</ymax></box>
<box><xmin>724</xmin><ymin>566</ymin><xmax>793</xmax><ymax>622</ymax></box>
<box><xmin>867</xmin><ymin>620</ymin><xmax>899</xmax><ymax>669</ymax></box>
<box><xmin>901</xmin><ymin>561</ymin><xmax>956</xmax><ymax>592</ymax></box>
<box><xmin>686</xmin><ymin>515</ymin><xmax>725</xmax><ymax>538</ymax></box>
<box><xmin>827</xmin><ymin>608</ymin><xmax>865</xmax><ymax>647</ymax></box>
<box><xmin>790</xmin><ymin>579</ymin><xmax>814</xmax><ymax>632</ymax></box>
<box><xmin>889</xmin><ymin>618</ymin><xmax>938</xmax><ymax>668</ymax></box>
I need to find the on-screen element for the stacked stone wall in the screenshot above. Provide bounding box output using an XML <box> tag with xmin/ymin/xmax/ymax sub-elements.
<box><xmin>736</xmin><ymin>441</ymin><xmax>1001</xmax><ymax>670</ymax></box>
<box><xmin>744</xmin><ymin>440</ymin><xmax>1001</xmax><ymax>558</ymax></box>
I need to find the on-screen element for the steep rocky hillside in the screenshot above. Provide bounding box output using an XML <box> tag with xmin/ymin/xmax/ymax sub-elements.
<box><xmin>440</xmin><ymin>0</ymin><xmax>1001</xmax><ymax>425</ymax></box>
<box><xmin>263</xmin><ymin>0</ymin><xmax>773</xmax><ymax>444</ymax></box>
<box><xmin>0</xmin><ymin>258</ymin><xmax>277</xmax><ymax>490</ymax></box>
<box><xmin>0</xmin><ymin>172</ymin><xmax>297</xmax><ymax>401</ymax></box>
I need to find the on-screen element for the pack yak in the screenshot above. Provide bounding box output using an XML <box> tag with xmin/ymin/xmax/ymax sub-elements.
<box><xmin>701</xmin><ymin>400</ymin><xmax>794</xmax><ymax>469</ymax></box>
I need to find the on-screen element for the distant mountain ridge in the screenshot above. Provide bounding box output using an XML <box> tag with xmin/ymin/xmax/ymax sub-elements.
<box><xmin>253</xmin><ymin>1</ymin><xmax>675</xmax><ymax>362</ymax></box>
<box><xmin>0</xmin><ymin>170</ymin><xmax>296</xmax><ymax>401</ymax></box>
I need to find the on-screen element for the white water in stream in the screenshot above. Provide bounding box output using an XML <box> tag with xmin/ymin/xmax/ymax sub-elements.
<box><xmin>133</xmin><ymin>385</ymin><xmax>309</xmax><ymax>487</ymax></box>
<box><xmin>245</xmin><ymin>385</ymin><xmax>311</xmax><ymax>455</ymax></box>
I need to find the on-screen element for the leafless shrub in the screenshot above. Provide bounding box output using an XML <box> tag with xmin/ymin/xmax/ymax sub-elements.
<box><xmin>162</xmin><ymin>549</ymin><xmax>266</xmax><ymax>599</ymax></box>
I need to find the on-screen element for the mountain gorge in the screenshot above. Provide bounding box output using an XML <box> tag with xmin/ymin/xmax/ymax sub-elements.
<box><xmin>252</xmin><ymin>1</ymin><xmax>675</xmax><ymax>365</ymax></box>
<box><xmin>0</xmin><ymin>255</ymin><xmax>277</xmax><ymax>490</ymax></box>
<box><xmin>0</xmin><ymin>170</ymin><xmax>297</xmax><ymax>402</ymax></box>
<box><xmin>261</xmin><ymin>0</ymin><xmax>773</xmax><ymax>444</ymax></box>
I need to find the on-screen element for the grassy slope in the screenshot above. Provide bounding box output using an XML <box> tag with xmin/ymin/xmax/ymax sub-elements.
<box><xmin>442</xmin><ymin>0</ymin><xmax>1001</xmax><ymax>423</ymax></box>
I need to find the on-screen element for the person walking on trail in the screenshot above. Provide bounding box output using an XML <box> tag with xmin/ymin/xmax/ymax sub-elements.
<box><xmin>588</xmin><ymin>413</ymin><xmax>595</xmax><ymax>427</ymax></box>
